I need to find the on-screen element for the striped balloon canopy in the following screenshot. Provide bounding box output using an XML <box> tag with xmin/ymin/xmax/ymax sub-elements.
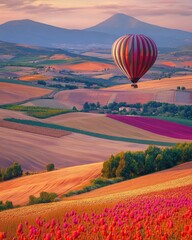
<box><xmin>112</xmin><ymin>34</ymin><xmax>158</xmax><ymax>88</ymax></box>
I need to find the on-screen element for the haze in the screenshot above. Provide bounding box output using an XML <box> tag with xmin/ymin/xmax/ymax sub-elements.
<box><xmin>0</xmin><ymin>0</ymin><xmax>191</xmax><ymax>31</ymax></box>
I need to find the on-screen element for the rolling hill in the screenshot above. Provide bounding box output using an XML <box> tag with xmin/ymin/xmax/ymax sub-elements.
<box><xmin>0</xmin><ymin>162</ymin><xmax>102</xmax><ymax>206</ymax></box>
<box><xmin>0</xmin><ymin>117</ymin><xmax>148</xmax><ymax>171</ymax></box>
<box><xmin>54</xmin><ymin>75</ymin><xmax>192</xmax><ymax>108</ymax></box>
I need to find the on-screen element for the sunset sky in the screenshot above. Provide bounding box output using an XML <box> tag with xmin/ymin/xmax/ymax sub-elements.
<box><xmin>0</xmin><ymin>0</ymin><xmax>191</xmax><ymax>31</ymax></box>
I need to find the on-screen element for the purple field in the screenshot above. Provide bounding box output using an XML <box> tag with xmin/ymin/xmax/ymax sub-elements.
<box><xmin>107</xmin><ymin>115</ymin><xmax>192</xmax><ymax>140</ymax></box>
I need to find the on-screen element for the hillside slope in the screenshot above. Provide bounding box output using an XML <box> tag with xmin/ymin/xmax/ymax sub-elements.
<box><xmin>0</xmin><ymin>163</ymin><xmax>102</xmax><ymax>205</ymax></box>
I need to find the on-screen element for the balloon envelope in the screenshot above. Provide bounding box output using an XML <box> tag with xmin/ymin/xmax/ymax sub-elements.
<box><xmin>112</xmin><ymin>34</ymin><xmax>158</xmax><ymax>88</ymax></box>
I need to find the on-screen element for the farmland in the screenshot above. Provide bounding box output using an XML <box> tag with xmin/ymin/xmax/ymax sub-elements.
<box><xmin>46</xmin><ymin>112</ymin><xmax>188</xmax><ymax>143</ymax></box>
<box><xmin>1</xmin><ymin>105</ymin><xmax>72</xmax><ymax>118</ymax></box>
<box><xmin>0</xmin><ymin>82</ymin><xmax>52</xmax><ymax>105</ymax></box>
<box><xmin>0</xmin><ymin>162</ymin><xmax>191</xmax><ymax>238</ymax></box>
<box><xmin>107</xmin><ymin>115</ymin><xmax>192</xmax><ymax>140</ymax></box>
<box><xmin>0</xmin><ymin>162</ymin><xmax>102</xmax><ymax>206</ymax></box>
<box><xmin>54</xmin><ymin>75</ymin><xmax>192</xmax><ymax>109</ymax></box>
<box><xmin>0</xmin><ymin>120</ymin><xmax>71</xmax><ymax>138</ymax></box>
<box><xmin>0</xmin><ymin>123</ymin><xmax>148</xmax><ymax>171</ymax></box>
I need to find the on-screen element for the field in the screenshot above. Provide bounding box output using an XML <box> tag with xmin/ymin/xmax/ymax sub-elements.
<box><xmin>107</xmin><ymin>115</ymin><xmax>192</xmax><ymax>140</ymax></box>
<box><xmin>0</xmin><ymin>162</ymin><xmax>102</xmax><ymax>206</ymax></box>
<box><xmin>54</xmin><ymin>75</ymin><xmax>192</xmax><ymax>109</ymax></box>
<box><xmin>46</xmin><ymin>112</ymin><xmax>188</xmax><ymax>143</ymax></box>
<box><xmin>0</xmin><ymin>82</ymin><xmax>52</xmax><ymax>105</ymax></box>
<box><xmin>19</xmin><ymin>74</ymin><xmax>50</xmax><ymax>81</ymax></box>
<box><xmin>0</xmin><ymin>120</ymin><xmax>71</xmax><ymax>138</ymax></box>
<box><xmin>1</xmin><ymin>105</ymin><xmax>72</xmax><ymax>118</ymax></box>
<box><xmin>52</xmin><ymin>61</ymin><xmax>115</xmax><ymax>72</ymax></box>
<box><xmin>0</xmin><ymin>162</ymin><xmax>191</xmax><ymax>238</ymax></box>
<box><xmin>0</xmin><ymin>124</ymin><xmax>148</xmax><ymax>171</ymax></box>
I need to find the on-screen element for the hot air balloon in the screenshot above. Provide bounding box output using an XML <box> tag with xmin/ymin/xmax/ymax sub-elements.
<box><xmin>112</xmin><ymin>34</ymin><xmax>158</xmax><ymax>88</ymax></box>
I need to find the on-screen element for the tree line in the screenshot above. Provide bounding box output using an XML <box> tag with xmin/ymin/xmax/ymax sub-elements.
<box><xmin>102</xmin><ymin>143</ymin><xmax>192</xmax><ymax>179</ymax></box>
<box><xmin>82</xmin><ymin>101</ymin><xmax>192</xmax><ymax>119</ymax></box>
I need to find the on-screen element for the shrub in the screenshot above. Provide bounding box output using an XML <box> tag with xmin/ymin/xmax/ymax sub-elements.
<box><xmin>29</xmin><ymin>192</ymin><xmax>58</xmax><ymax>205</ymax></box>
<box><xmin>0</xmin><ymin>162</ymin><xmax>23</xmax><ymax>182</ymax></box>
<box><xmin>0</xmin><ymin>200</ymin><xmax>14</xmax><ymax>212</ymax></box>
<box><xmin>46</xmin><ymin>163</ymin><xmax>55</xmax><ymax>172</ymax></box>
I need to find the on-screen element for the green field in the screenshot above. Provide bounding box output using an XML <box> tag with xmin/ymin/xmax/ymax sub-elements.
<box><xmin>5</xmin><ymin>118</ymin><xmax>176</xmax><ymax>146</ymax></box>
<box><xmin>1</xmin><ymin>105</ymin><xmax>72</xmax><ymax>118</ymax></box>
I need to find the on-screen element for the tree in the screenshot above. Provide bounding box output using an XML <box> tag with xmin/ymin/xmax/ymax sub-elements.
<box><xmin>46</xmin><ymin>163</ymin><xmax>55</xmax><ymax>172</ymax></box>
<box><xmin>83</xmin><ymin>102</ymin><xmax>90</xmax><ymax>112</ymax></box>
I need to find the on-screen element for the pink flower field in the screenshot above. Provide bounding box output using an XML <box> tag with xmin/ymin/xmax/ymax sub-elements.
<box><xmin>1</xmin><ymin>185</ymin><xmax>192</xmax><ymax>240</ymax></box>
<box><xmin>107</xmin><ymin>115</ymin><xmax>192</xmax><ymax>140</ymax></box>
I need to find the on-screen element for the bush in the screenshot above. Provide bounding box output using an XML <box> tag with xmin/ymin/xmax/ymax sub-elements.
<box><xmin>0</xmin><ymin>200</ymin><xmax>14</xmax><ymax>212</ymax></box>
<box><xmin>46</xmin><ymin>163</ymin><xmax>55</xmax><ymax>172</ymax></box>
<box><xmin>29</xmin><ymin>192</ymin><xmax>58</xmax><ymax>205</ymax></box>
<box><xmin>0</xmin><ymin>162</ymin><xmax>23</xmax><ymax>182</ymax></box>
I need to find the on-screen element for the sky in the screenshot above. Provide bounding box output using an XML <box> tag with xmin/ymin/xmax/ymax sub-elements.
<box><xmin>0</xmin><ymin>0</ymin><xmax>192</xmax><ymax>31</ymax></box>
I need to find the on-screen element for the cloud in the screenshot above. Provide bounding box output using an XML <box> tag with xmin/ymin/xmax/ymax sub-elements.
<box><xmin>0</xmin><ymin>0</ymin><xmax>36</xmax><ymax>8</ymax></box>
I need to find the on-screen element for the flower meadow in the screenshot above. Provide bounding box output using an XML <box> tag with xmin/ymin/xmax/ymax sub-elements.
<box><xmin>0</xmin><ymin>185</ymin><xmax>192</xmax><ymax>240</ymax></box>
<box><xmin>107</xmin><ymin>114</ymin><xmax>192</xmax><ymax>140</ymax></box>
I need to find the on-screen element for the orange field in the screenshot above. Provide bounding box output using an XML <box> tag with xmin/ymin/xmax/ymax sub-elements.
<box><xmin>19</xmin><ymin>74</ymin><xmax>50</xmax><ymax>81</ymax></box>
<box><xmin>49</xmin><ymin>54</ymin><xmax>71</xmax><ymax>60</ymax></box>
<box><xmin>52</xmin><ymin>62</ymin><xmax>115</xmax><ymax>72</ymax></box>
<box><xmin>0</xmin><ymin>125</ymin><xmax>147</xmax><ymax>171</ymax></box>
<box><xmin>46</xmin><ymin>112</ymin><xmax>187</xmax><ymax>143</ymax></box>
<box><xmin>0</xmin><ymin>162</ymin><xmax>102</xmax><ymax>205</ymax></box>
<box><xmin>0</xmin><ymin>82</ymin><xmax>52</xmax><ymax>105</ymax></box>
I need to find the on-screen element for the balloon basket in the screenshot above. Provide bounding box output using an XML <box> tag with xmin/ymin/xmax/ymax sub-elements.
<box><xmin>131</xmin><ymin>84</ymin><xmax>138</xmax><ymax>88</ymax></box>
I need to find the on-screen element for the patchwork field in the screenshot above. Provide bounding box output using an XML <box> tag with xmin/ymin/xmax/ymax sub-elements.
<box><xmin>0</xmin><ymin>162</ymin><xmax>102</xmax><ymax>206</ymax></box>
<box><xmin>0</xmin><ymin>125</ymin><xmax>148</xmax><ymax>171</ymax></box>
<box><xmin>46</xmin><ymin>112</ymin><xmax>187</xmax><ymax>143</ymax></box>
<box><xmin>54</xmin><ymin>75</ymin><xmax>192</xmax><ymax>109</ymax></box>
<box><xmin>0</xmin><ymin>82</ymin><xmax>52</xmax><ymax>105</ymax></box>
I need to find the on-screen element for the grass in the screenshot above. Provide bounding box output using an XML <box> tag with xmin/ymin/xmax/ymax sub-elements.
<box><xmin>4</xmin><ymin>118</ymin><xmax>176</xmax><ymax>146</ymax></box>
<box><xmin>1</xmin><ymin>105</ymin><xmax>72</xmax><ymax>118</ymax></box>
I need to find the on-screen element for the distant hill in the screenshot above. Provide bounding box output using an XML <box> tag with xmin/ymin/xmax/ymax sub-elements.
<box><xmin>0</xmin><ymin>19</ymin><xmax>115</xmax><ymax>49</ymax></box>
<box><xmin>0</xmin><ymin>15</ymin><xmax>191</xmax><ymax>49</ymax></box>
<box><xmin>85</xmin><ymin>13</ymin><xmax>192</xmax><ymax>48</ymax></box>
